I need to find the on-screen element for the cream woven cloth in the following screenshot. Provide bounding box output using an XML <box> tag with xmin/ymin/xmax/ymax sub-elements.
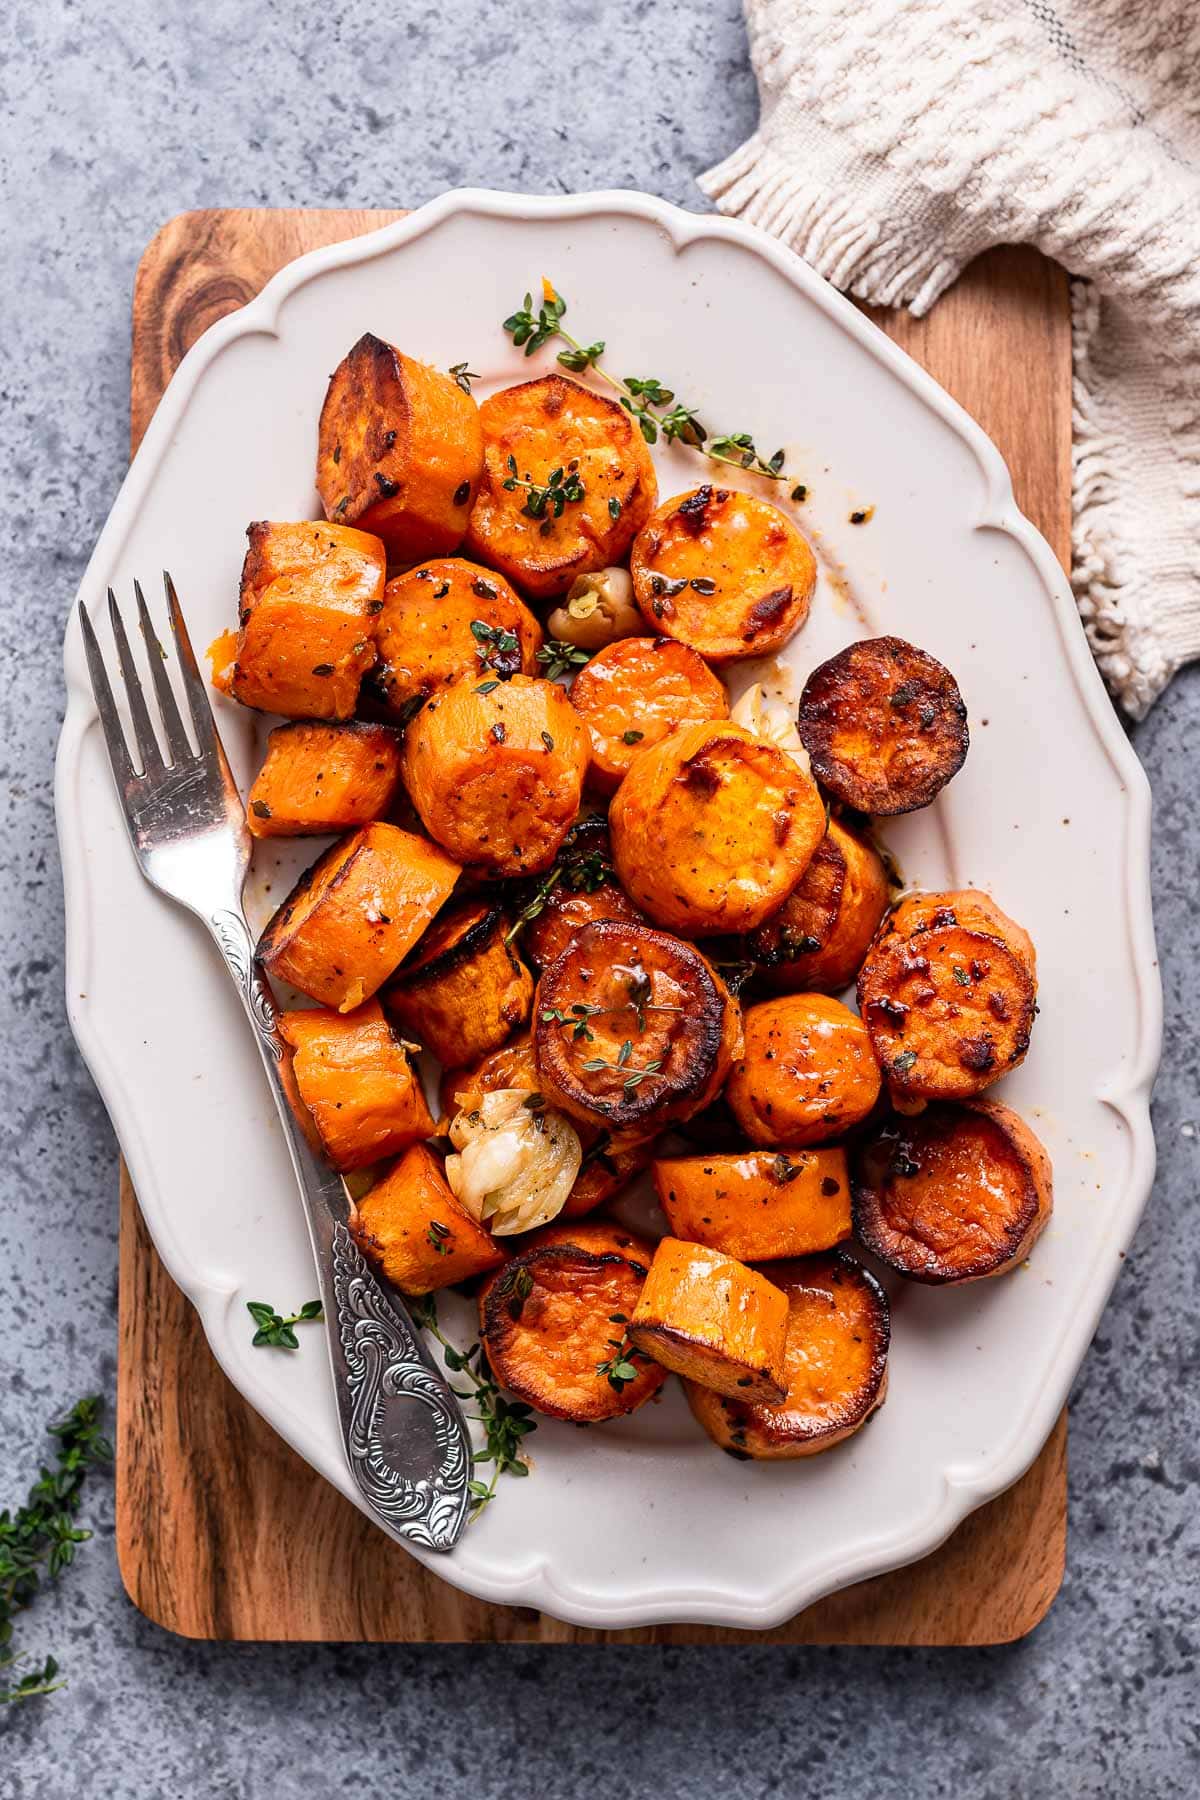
<box><xmin>700</xmin><ymin>0</ymin><xmax>1200</xmax><ymax>718</ymax></box>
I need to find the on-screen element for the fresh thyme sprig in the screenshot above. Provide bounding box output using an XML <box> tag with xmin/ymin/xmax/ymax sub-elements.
<box><xmin>582</xmin><ymin>1039</ymin><xmax>664</xmax><ymax>1100</ymax></box>
<box><xmin>1</xmin><ymin>1396</ymin><xmax>111</xmax><ymax>1705</ymax></box>
<box><xmin>409</xmin><ymin>1294</ymin><xmax>535</xmax><ymax>1514</ymax></box>
<box><xmin>541</xmin><ymin>1002</ymin><xmax>604</xmax><ymax>1041</ymax></box>
<box><xmin>595</xmin><ymin>1321</ymin><xmax>648</xmax><ymax>1393</ymax></box>
<box><xmin>502</xmin><ymin>279</ymin><xmax>789</xmax><ymax>481</ymax></box>
<box><xmin>502</xmin><ymin>455</ymin><xmax>585</xmax><ymax>534</ymax></box>
<box><xmin>504</xmin><ymin>833</ymin><xmax>612</xmax><ymax>943</ymax></box>
<box><xmin>449</xmin><ymin>361</ymin><xmax>479</xmax><ymax>394</ymax></box>
<box><xmin>246</xmin><ymin>1298</ymin><xmax>323</xmax><ymax>1349</ymax></box>
<box><xmin>470</xmin><ymin>617</ymin><xmax>520</xmax><ymax>676</ymax></box>
<box><xmin>536</xmin><ymin>639</ymin><xmax>591</xmax><ymax>682</ymax></box>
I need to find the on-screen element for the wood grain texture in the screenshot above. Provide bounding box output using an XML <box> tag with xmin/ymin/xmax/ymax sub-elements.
<box><xmin>119</xmin><ymin>209</ymin><xmax>1071</xmax><ymax>1645</ymax></box>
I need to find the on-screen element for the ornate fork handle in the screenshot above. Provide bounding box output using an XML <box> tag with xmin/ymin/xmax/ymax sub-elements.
<box><xmin>208</xmin><ymin>906</ymin><xmax>471</xmax><ymax>1552</ymax></box>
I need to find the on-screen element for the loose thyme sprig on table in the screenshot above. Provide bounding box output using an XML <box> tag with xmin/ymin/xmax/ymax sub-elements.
<box><xmin>409</xmin><ymin>1294</ymin><xmax>535</xmax><ymax>1515</ymax></box>
<box><xmin>1</xmin><ymin>1396</ymin><xmax>112</xmax><ymax>1705</ymax></box>
<box><xmin>502</xmin><ymin>279</ymin><xmax>791</xmax><ymax>482</ymax></box>
<box><xmin>246</xmin><ymin>1298</ymin><xmax>323</xmax><ymax>1348</ymax></box>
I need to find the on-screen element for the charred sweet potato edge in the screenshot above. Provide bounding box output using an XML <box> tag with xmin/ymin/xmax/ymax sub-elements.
<box><xmin>534</xmin><ymin>919</ymin><xmax>729</xmax><ymax>1132</ymax></box>
<box><xmin>479</xmin><ymin>1241</ymin><xmax>665</xmax><ymax>1421</ymax></box>
<box><xmin>395</xmin><ymin>900</ymin><xmax>509</xmax><ymax>987</ymax></box>
<box><xmin>797</xmin><ymin>636</ymin><xmax>969</xmax><ymax>815</ymax></box>
<box><xmin>850</xmin><ymin>1102</ymin><xmax>1052</xmax><ymax>1283</ymax></box>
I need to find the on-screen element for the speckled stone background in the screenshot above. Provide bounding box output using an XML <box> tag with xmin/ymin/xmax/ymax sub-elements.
<box><xmin>1</xmin><ymin>2</ymin><xmax>1197</xmax><ymax>1794</ymax></box>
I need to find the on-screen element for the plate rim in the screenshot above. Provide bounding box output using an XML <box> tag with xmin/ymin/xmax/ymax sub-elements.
<box><xmin>55</xmin><ymin>187</ymin><xmax>1162</xmax><ymax>1629</ymax></box>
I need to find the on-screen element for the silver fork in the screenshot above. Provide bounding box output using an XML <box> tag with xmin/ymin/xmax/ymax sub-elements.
<box><xmin>79</xmin><ymin>573</ymin><xmax>470</xmax><ymax>1552</ymax></box>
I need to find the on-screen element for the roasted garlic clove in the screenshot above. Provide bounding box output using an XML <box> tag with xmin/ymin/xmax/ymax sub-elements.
<box><xmin>546</xmin><ymin>566</ymin><xmax>642</xmax><ymax>650</ymax></box>
<box><xmin>445</xmin><ymin>1087</ymin><xmax>582</xmax><ymax>1235</ymax></box>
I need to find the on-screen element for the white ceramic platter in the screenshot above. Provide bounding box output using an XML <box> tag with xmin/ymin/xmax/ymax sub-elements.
<box><xmin>56</xmin><ymin>190</ymin><xmax>1160</xmax><ymax>1629</ymax></box>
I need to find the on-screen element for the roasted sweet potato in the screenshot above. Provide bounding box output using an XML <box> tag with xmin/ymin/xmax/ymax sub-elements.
<box><xmin>258</xmin><ymin>822</ymin><xmax>460</xmax><ymax>1011</ymax></box>
<box><xmin>439</xmin><ymin>1031</ymin><xmax>653</xmax><ymax>1220</ymax></box>
<box><xmin>797</xmin><ymin>636</ymin><xmax>968</xmax><ymax>814</ymax></box>
<box><xmin>218</xmin><ymin>521</ymin><xmax>384</xmax><ymax>719</ymax></box>
<box><xmin>533</xmin><ymin>919</ymin><xmax>742</xmax><ymax>1143</ymax></box>
<box><xmin>351</xmin><ymin>1143</ymin><xmax>504</xmax><ymax>1295</ymax></box>
<box><xmin>608</xmin><ymin>721</ymin><xmax>827</xmax><ymax>935</ymax></box>
<box><xmin>401</xmin><ymin>671</ymin><xmax>590</xmax><ymax>877</ymax></box>
<box><xmin>525</xmin><ymin>1219</ymin><xmax>654</xmax><ymax>1266</ymax></box>
<box><xmin>654</xmin><ymin>1147</ymin><xmax>851</xmax><ymax>1261</ymax></box>
<box><xmin>685</xmin><ymin>1254</ymin><xmax>889</xmax><ymax>1457</ymax></box>
<box><xmin>857</xmin><ymin>889</ymin><xmax>1037</xmax><ymax>1099</ymax></box>
<box><xmin>569</xmin><ymin>636</ymin><xmax>729</xmax><ymax>793</ymax></box>
<box><xmin>747</xmin><ymin>819</ymin><xmax>891</xmax><ymax>994</ymax></box>
<box><xmin>725</xmin><ymin>993</ymin><xmax>882</xmax><ymax>1147</ymax></box>
<box><xmin>464</xmin><ymin>373</ymin><xmax>657</xmax><ymax>598</ymax></box>
<box><xmin>247</xmin><ymin>721</ymin><xmax>403</xmax><ymax>839</ymax></box>
<box><xmin>478</xmin><ymin>1229</ymin><xmax>667</xmax><ymax>1420</ymax></box>
<box><xmin>852</xmin><ymin>1099</ymin><xmax>1053</xmax><ymax>1283</ymax></box>
<box><xmin>630</xmin><ymin>486</ymin><xmax>816</xmax><ymax>661</ymax></box>
<box><xmin>518</xmin><ymin>817</ymin><xmax>647</xmax><ymax>970</ymax></box>
<box><xmin>383</xmin><ymin>896</ymin><xmax>533</xmax><ymax>1068</ymax></box>
<box><xmin>628</xmin><ymin>1238</ymin><xmax>789</xmax><ymax>1403</ymax></box>
<box><xmin>371</xmin><ymin>558</ymin><xmax>543</xmax><ymax>716</ymax></box>
<box><xmin>316</xmin><ymin>333</ymin><xmax>483</xmax><ymax>561</ymax></box>
<box><xmin>278</xmin><ymin>1000</ymin><xmax>433</xmax><ymax>1171</ymax></box>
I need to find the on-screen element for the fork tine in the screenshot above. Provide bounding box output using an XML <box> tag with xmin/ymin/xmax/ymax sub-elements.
<box><xmin>162</xmin><ymin>571</ymin><xmax>218</xmax><ymax>753</ymax></box>
<box><xmin>134</xmin><ymin>578</ymin><xmax>193</xmax><ymax>764</ymax></box>
<box><xmin>78</xmin><ymin>601</ymin><xmax>137</xmax><ymax>790</ymax></box>
<box><xmin>107</xmin><ymin>587</ymin><xmax>164</xmax><ymax>773</ymax></box>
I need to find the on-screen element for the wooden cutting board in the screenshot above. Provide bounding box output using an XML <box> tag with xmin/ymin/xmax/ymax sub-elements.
<box><xmin>117</xmin><ymin>209</ymin><xmax>1071</xmax><ymax>1644</ymax></box>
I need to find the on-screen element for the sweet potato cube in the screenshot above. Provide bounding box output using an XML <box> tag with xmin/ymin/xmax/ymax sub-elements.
<box><xmin>247</xmin><ymin>721</ymin><xmax>403</xmax><ymax>838</ymax></box>
<box><xmin>653</xmin><ymin>1149</ymin><xmax>852</xmax><ymax>1261</ymax></box>
<box><xmin>258</xmin><ymin>822</ymin><xmax>460</xmax><ymax>1011</ymax></box>
<box><xmin>316</xmin><ymin>334</ymin><xmax>483</xmax><ymax>562</ymax></box>
<box><xmin>351</xmin><ymin>1144</ymin><xmax>505</xmax><ymax>1295</ymax></box>
<box><xmin>628</xmin><ymin>1237</ymin><xmax>789</xmax><ymax>1404</ymax></box>
<box><xmin>278</xmin><ymin>1000</ymin><xmax>434</xmax><ymax>1171</ymax></box>
<box><xmin>227</xmin><ymin>520</ymin><xmax>383</xmax><ymax>719</ymax></box>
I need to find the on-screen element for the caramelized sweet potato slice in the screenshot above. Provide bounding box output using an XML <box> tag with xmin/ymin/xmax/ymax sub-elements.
<box><xmin>438</xmin><ymin>1031</ymin><xmax>652</xmax><ymax>1219</ymax></box>
<box><xmin>748</xmin><ymin>819</ymin><xmax>890</xmax><ymax>994</ymax></box>
<box><xmin>278</xmin><ymin>1000</ymin><xmax>433</xmax><ymax>1171</ymax></box>
<box><xmin>609</xmin><ymin>720</ymin><xmax>826</xmax><ymax>935</ymax></box>
<box><xmin>383</xmin><ymin>896</ymin><xmax>533</xmax><ymax>1068</ymax></box>
<box><xmin>221</xmin><ymin>521</ymin><xmax>383</xmax><ymax>720</ymax></box>
<box><xmin>533</xmin><ymin>920</ymin><xmax>742</xmax><ymax>1143</ymax></box>
<box><xmin>316</xmin><ymin>333</ymin><xmax>483</xmax><ymax>561</ymax></box>
<box><xmin>628</xmin><ymin>1238</ymin><xmax>789</xmax><ymax>1403</ymax></box>
<box><xmin>631</xmin><ymin>486</ymin><xmax>815</xmax><ymax>661</ymax></box>
<box><xmin>479</xmin><ymin>1231</ymin><xmax>666</xmax><ymax>1421</ymax></box>
<box><xmin>351</xmin><ymin>1143</ymin><xmax>504</xmax><ymax>1295</ymax></box>
<box><xmin>464</xmin><ymin>373</ymin><xmax>657</xmax><ymax>598</ymax></box>
<box><xmin>258</xmin><ymin>822</ymin><xmax>460</xmax><ymax>1011</ymax></box>
<box><xmin>857</xmin><ymin>888</ymin><xmax>1037</xmax><ymax>1098</ymax></box>
<box><xmin>569</xmin><ymin>636</ymin><xmax>729</xmax><ymax>794</ymax></box>
<box><xmin>247</xmin><ymin>721</ymin><xmax>402</xmax><ymax>838</ymax></box>
<box><xmin>518</xmin><ymin>817</ymin><xmax>647</xmax><ymax>970</ymax></box>
<box><xmin>401</xmin><ymin>671</ymin><xmax>590</xmax><ymax>877</ymax></box>
<box><xmin>371</xmin><ymin>558</ymin><xmax>543</xmax><ymax>716</ymax></box>
<box><xmin>797</xmin><ymin>636</ymin><xmax>968</xmax><ymax>814</ymax></box>
<box><xmin>685</xmin><ymin>1254</ymin><xmax>889</xmax><ymax>1457</ymax></box>
<box><xmin>852</xmin><ymin>1099</ymin><xmax>1053</xmax><ymax>1282</ymax></box>
<box><xmin>725</xmin><ymin>993</ymin><xmax>881</xmax><ymax>1147</ymax></box>
<box><xmin>654</xmin><ymin>1148</ymin><xmax>851</xmax><ymax>1261</ymax></box>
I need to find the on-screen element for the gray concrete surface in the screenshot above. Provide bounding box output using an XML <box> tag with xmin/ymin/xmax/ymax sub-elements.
<box><xmin>1</xmin><ymin>2</ymin><xmax>1197</xmax><ymax>1795</ymax></box>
